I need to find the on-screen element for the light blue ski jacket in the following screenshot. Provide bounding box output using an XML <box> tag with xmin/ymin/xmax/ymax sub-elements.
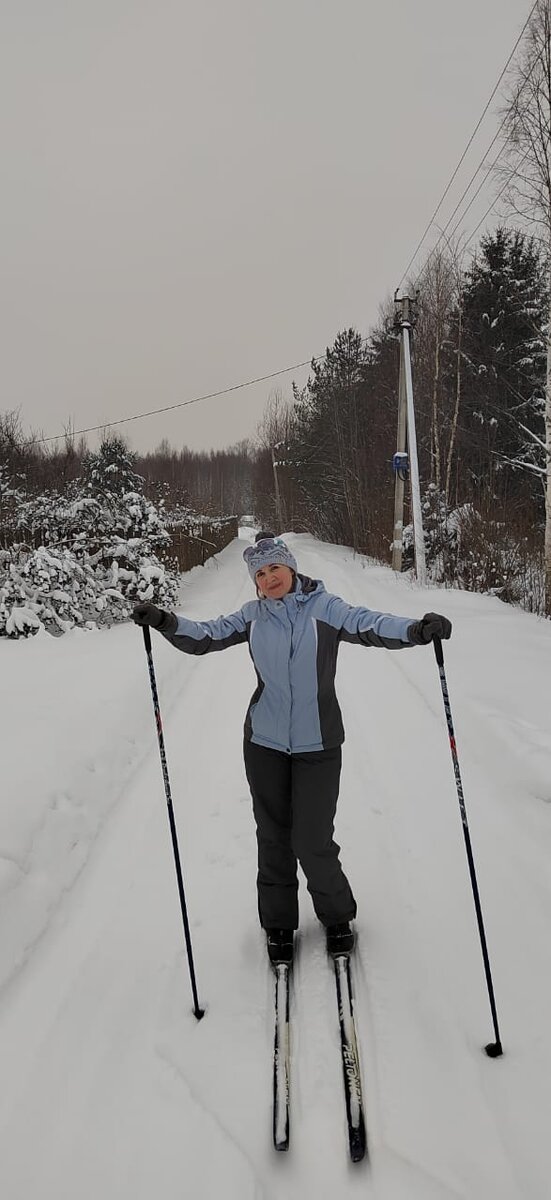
<box><xmin>163</xmin><ymin>575</ymin><xmax>415</xmax><ymax>754</ymax></box>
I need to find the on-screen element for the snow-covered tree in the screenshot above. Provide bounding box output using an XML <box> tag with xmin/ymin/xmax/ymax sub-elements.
<box><xmin>496</xmin><ymin>0</ymin><xmax>551</xmax><ymax>610</ymax></box>
<box><xmin>0</xmin><ymin>436</ymin><xmax>179</xmax><ymax>638</ymax></box>
<box><xmin>84</xmin><ymin>436</ymin><xmax>144</xmax><ymax>496</ymax></box>
<box><xmin>460</xmin><ymin>228</ymin><xmax>547</xmax><ymax>506</ymax></box>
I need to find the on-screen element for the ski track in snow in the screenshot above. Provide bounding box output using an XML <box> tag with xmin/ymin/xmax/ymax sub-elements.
<box><xmin>0</xmin><ymin>531</ymin><xmax>550</xmax><ymax>1198</ymax></box>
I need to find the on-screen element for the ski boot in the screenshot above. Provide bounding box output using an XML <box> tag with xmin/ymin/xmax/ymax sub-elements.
<box><xmin>266</xmin><ymin>928</ymin><xmax>294</xmax><ymax>965</ymax></box>
<box><xmin>326</xmin><ymin>922</ymin><xmax>355</xmax><ymax>957</ymax></box>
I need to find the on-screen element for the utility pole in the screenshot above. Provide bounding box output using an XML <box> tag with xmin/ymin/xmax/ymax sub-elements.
<box><xmin>392</xmin><ymin>319</ymin><xmax>408</xmax><ymax>572</ymax></box>
<box><xmin>393</xmin><ymin>294</ymin><xmax>427</xmax><ymax>586</ymax></box>
<box><xmin>272</xmin><ymin>445</ymin><xmax>284</xmax><ymax>532</ymax></box>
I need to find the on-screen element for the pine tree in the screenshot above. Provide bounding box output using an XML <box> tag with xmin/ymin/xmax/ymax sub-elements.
<box><xmin>84</xmin><ymin>436</ymin><xmax>144</xmax><ymax>496</ymax></box>
<box><xmin>460</xmin><ymin>228</ymin><xmax>547</xmax><ymax>514</ymax></box>
<box><xmin>291</xmin><ymin>328</ymin><xmax>386</xmax><ymax>551</ymax></box>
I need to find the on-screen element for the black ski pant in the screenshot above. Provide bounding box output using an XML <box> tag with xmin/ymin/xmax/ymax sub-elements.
<box><xmin>243</xmin><ymin>739</ymin><xmax>357</xmax><ymax>931</ymax></box>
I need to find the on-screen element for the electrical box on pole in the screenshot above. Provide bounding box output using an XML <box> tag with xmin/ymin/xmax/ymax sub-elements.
<box><xmin>393</xmin><ymin>294</ymin><xmax>427</xmax><ymax>586</ymax></box>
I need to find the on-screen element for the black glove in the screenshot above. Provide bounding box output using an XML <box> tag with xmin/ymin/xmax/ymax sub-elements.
<box><xmin>408</xmin><ymin>612</ymin><xmax>452</xmax><ymax>645</ymax></box>
<box><xmin>132</xmin><ymin>603</ymin><xmax>177</xmax><ymax>635</ymax></box>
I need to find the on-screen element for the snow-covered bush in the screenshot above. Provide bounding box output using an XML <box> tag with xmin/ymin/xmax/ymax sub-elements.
<box><xmin>403</xmin><ymin>484</ymin><xmax>545</xmax><ymax>612</ymax></box>
<box><xmin>448</xmin><ymin>508</ymin><xmax>545</xmax><ymax>609</ymax></box>
<box><xmin>0</xmin><ymin>461</ymin><xmax>25</xmax><ymax>547</ymax></box>
<box><xmin>1</xmin><ymin>544</ymin><xmax>101</xmax><ymax>636</ymax></box>
<box><xmin>0</xmin><ymin>435</ymin><xmax>242</xmax><ymax>638</ymax></box>
<box><xmin>0</xmin><ymin>438</ymin><xmax>180</xmax><ymax>637</ymax></box>
<box><xmin>0</xmin><ymin>529</ymin><xmax>178</xmax><ymax>638</ymax></box>
<box><xmin>402</xmin><ymin>485</ymin><xmax>462</xmax><ymax>578</ymax></box>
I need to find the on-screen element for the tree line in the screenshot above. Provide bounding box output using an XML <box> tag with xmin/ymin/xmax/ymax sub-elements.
<box><xmin>1</xmin><ymin>220</ymin><xmax>547</xmax><ymax>617</ymax></box>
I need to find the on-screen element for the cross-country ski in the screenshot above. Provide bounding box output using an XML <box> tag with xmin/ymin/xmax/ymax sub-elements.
<box><xmin>272</xmin><ymin>962</ymin><xmax>291</xmax><ymax>1152</ymax></box>
<box><xmin>333</xmin><ymin>952</ymin><xmax>367</xmax><ymax>1164</ymax></box>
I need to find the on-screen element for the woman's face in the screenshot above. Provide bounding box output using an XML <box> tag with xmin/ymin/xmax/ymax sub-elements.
<box><xmin>255</xmin><ymin>563</ymin><xmax>294</xmax><ymax>599</ymax></box>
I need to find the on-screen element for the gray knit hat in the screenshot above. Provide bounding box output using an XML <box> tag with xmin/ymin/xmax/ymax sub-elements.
<box><xmin>243</xmin><ymin>536</ymin><xmax>298</xmax><ymax>582</ymax></box>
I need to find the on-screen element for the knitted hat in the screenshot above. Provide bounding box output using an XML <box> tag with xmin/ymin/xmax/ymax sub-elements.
<box><xmin>243</xmin><ymin>536</ymin><xmax>298</xmax><ymax>582</ymax></box>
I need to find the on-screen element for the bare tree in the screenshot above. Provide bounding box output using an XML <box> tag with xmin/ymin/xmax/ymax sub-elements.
<box><xmin>498</xmin><ymin>0</ymin><xmax>551</xmax><ymax>611</ymax></box>
<box><xmin>255</xmin><ymin>390</ymin><xmax>299</xmax><ymax>530</ymax></box>
<box><xmin>414</xmin><ymin>243</ymin><xmax>463</xmax><ymax>498</ymax></box>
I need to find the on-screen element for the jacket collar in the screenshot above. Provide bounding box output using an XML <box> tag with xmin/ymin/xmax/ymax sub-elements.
<box><xmin>295</xmin><ymin>573</ymin><xmax>322</xmax><ymax>598</ymax></box>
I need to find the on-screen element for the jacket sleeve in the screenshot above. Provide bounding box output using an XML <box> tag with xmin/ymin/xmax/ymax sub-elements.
<box><xmin>325</xmin><ymin>594</ymin><xmax>414</xmax><ymax>649</ymax></box>
<box><xmin>161</xmin><ymin>608</ymin><xmax>249</xmax><ymax>655</ymax></box>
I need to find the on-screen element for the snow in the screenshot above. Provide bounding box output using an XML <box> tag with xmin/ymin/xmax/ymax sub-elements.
<box><xmin>1</xmin><ymin>530</ymin><xmax>550</xmax><ymax>1199</ymax></box>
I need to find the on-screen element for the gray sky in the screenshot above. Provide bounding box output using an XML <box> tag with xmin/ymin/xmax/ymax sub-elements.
<box><xmin>1</xmin><ymin>0</ymin><xmax>531</xmax><ymax>455</ymax></box>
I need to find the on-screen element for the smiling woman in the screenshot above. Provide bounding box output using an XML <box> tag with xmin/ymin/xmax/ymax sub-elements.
<box><xmin>255</xmin><ymin>562</ymin><xmax>294</xmax><ymax>598</ymax></box>
<box><xmin>242</xmin><ymin>533</ymin><xmax>298</xmax><ymax>599</ymax></box>
<box><xmin>132</xmin><ymin>530</ymin><xmax>452</xmax><ymax>965</ymax></box>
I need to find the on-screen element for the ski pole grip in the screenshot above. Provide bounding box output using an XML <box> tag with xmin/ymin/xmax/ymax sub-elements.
<box><xmin>142</xmin><ymin>625</ymin><xmax>152</xmax><ymax>653</ymax></box>
<box><xmin>433</xmin><ymin>636</ymin><xmax>444</xmax><ymax>667</ymax></box>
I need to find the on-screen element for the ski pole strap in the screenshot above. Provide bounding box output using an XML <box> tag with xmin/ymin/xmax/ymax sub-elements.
<box><xmin>433</xmin><ymin>635</ymin><xmax>444</xmax><ymax>667</ymax></box>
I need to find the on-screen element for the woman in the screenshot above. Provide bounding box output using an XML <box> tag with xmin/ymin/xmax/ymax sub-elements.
<box><xmin>133</xmin><ymin>533</ymin><xmax>451</xmax><ymax>965</ymax></box>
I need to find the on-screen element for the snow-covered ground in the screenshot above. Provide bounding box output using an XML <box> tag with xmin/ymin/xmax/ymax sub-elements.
<box><xmin>1</xmin><ymin>530</ymin><xmax>550</xmax><ymax>1199</ymax></box>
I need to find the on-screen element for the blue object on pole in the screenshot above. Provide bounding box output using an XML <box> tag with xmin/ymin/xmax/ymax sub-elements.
<box><xmin>392</xmin><ymin>451</ymin><xmax>409</xmax><ymax>481</ymax></box>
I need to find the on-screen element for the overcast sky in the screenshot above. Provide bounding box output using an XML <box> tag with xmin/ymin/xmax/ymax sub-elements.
<box><xmin>0</xmin><ymin>0</ymin><xmax>532</xmax><ymax>455</ymax></box>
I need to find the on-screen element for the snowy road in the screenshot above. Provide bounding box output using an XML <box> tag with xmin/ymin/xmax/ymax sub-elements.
<box><xmin>1</xmin><ymin>532</ymin><xmax>550</xmax><ymax>1199</ymax></box>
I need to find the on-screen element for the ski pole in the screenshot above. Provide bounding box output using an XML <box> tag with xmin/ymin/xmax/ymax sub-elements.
<box><xmin>141</xmin><ymin>625</ymin><xmax>205</xmax><ymax>1021</ymax></box>
<box><xmin>433</xmin><ymin>637</ymin><xmax>502</xmax><ymax>1058</ymax></box>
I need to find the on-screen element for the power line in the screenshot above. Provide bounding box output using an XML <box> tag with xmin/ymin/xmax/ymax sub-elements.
<box><xmin>25</xmin><ymin>335</ymin><xmax>372</xmax><ymax>449</ymax></box>
<box><xmin>407</xmin><ymin>126</ymin><xmax>508</xmax><ymax>290</ymax></box>
<box><xmin>464</xmin><ymin>149</ymin><xmax>532</xmax><ymax>246</ymax></box>
<box><xmin>25</xmin><ymin>355</ymin><xmax>324</xmax><ymax>448</ymax></box>
<box><xmin>445</xmin><ymin>135</ymin><xmax>509</xmax><ymax>244</ymax></box>
<box><xmin>412</xmin><ymin>48</ymin><xmax>543</xmax><ymax>282</ymax></box>
<box><xmin>410</xmin><ymin>125</ymin><xmax>512</xmax><ymax>285</ymax></box>
<box><xmin>397</xmin><ymin>0</ymin><xmax>539</xmax><ymax>289</ymax></box>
